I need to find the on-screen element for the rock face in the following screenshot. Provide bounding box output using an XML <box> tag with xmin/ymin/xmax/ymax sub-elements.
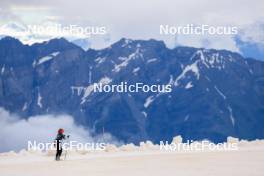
<box><xmin>1</xmin><ymin>36</ymin><xmax>264</xmax><ymax>143</ymax></box>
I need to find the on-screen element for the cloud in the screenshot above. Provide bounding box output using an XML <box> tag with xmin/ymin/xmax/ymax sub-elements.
<box><xmin>0</xmin><ymin>0</ymin><xmax>264</xmax><ymax>51</ymax></box>
<box><xmin>0</xmin><ymin>8</ymin><xmax>21</xmax><ymax>24</ymax></box>
<box><xmin>233</xmin><ymin>21</ymin><xmax>264</xmax><ymax>59</ymax></box>
<box><xmin>238</xmin><ymin>21</ymin><xmax>264</xmax><ymax>46</ymax></box>
<box><xmin>0</xmin><ymin>108</ymin><xmax>119</xmax><ymax>152</ymax></box>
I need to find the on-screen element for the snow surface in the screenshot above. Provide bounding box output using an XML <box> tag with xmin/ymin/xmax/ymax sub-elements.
<box><xmin>22</xmin><ymin>102</ymin><xmax>28</xmax><ymax>111</ymax></box>
<box><xmin>95</xmin><ymin>57</ymin><xmax>106</xmax><ymax>64</ymax></box>
<box><xmin>142</xmin><ymin>111</ymin><xmax>147</xmax><ymax>118</ymax></box>
<box><xmin>37</xmin><ymin>91</ymin><xmax>43</xmax><ymax>108</ymax></box>
<box><xmin>112</xmin><ymin>49</ymin><xmax>142</xmax><ymax>72</ymax></box>
<box><xmin>214</xmin><ymin>86</ymin><xmax>226</xmax><ymax>99</ymax></box>
<box><xmin>147</xmin><ymin>58</ymin><xmax>157</xmax><ymax>63</ymax></box>
<box><xmin>88</xmin><ymin>67</ymin><xmax>92</xmax><ymax>84</ymax></box>
<box><xmin>1</xmin><ymin>65</ymin><xmax>5</xmax><ymax>74</ymax></box>
<box><xmin>50</xmin><ymin>52</ymin><xmax>60</xmax><ymax>57</ymax></box>
<box><xmin>0</xmin><ymin>137</ymin><xmax>264</xmax><ymax>176</ymax></box>
<box><xmin>144</xmin><ymin>96</ymin><xmax>154</xmax><ymax>108</ymax></box>
<box><xmin>132</xmin><ymin>67</ymin><xmax>140</xmax><ymax>74</ymax></box>
<box><xmin>81</xmin><ymin>77</ymin><xmax>112</xmax><ymax>104</ymax></box>
<box><xmin>121</xmin><ymin>39</ymin><xmax>132</xmax><ymax>47</ymax></box>
<box><xmin>195</xmin><ymin>50</ymin><xmax>230</xmax><ymax>70</ymax></box>
<box><xmin>185</xmin><ymin>82</ymin><xmax>193</xmax><ymax>89</ymax></box>
<box><xmin>184</xmin><ymin>115</ymin><xmax>190</xmax><ymax>121</ymax></box>
<box><xmin>38</xmin><ymin>56</ymin><xmax>53</xmax><ymax>65</ymax></box>
<box><xmin>227</xmin><ymin>105</ymin><xmax>235</xmax><ymax>126</ymax></box>
<box><xmin>36</xmin><ymin>52</ymin><xmax>60</xmax><ymax>65</ymax></box>
<box><xmin>174</xmin><ymin>60</ymin><xmax>200</xmax><ymax>86</ymax></box>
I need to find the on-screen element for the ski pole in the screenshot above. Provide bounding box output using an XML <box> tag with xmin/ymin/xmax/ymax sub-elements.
<box><xmin>64</xmin><ymin>135</ymin><xmax>70</xmax><ymax>160</ymax></box>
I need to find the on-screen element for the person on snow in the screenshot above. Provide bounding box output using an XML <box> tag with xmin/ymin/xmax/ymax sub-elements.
<box><xmin>54</xmin><ymin>128</ymin><xmax>69</xmax><ymax>161</ymax></box>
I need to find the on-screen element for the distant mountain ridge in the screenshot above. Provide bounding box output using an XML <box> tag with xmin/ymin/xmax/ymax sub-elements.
<box><xmin>1</xmin><ymin>36</ymin><xmax>264</xmax><ymax>143</ymax></box>
<box><xmin>0</xmin><ymin>22</ymin><xmax>106</xmax><ymax>50</ymax></box>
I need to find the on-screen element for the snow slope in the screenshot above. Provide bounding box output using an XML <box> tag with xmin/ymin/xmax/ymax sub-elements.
<box><xmin>0</xmin><ymin>138</ymin><xmax>264</xmax><ymax>176</ymax></box>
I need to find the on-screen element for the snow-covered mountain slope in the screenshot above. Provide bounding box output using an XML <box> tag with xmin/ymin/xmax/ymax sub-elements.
<box><xmin>0</xmin><ymin>36</ymin><xmax>264</xmax><ymax>143</ymax></box>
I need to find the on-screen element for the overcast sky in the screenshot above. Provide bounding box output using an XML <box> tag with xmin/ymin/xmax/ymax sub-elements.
<box><xmin>0</xmin><ymin>0</ymin><xmax>264</xmax><ymax>51</ymax></box>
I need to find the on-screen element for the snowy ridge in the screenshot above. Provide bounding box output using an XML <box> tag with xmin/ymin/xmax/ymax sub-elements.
<box><xmin>22</xmin><ymin>102</ymin><xmax>28</xmax><ymax>111</ymax></box>
<box><xmin>142</xmin><ymin>111</ymin><xmax>147</xmax><ymax>118</ymax></box>
<box><xmin>214</xmin><ymin>86</ymin><xmax>226</xmax><ymax>99</ymax></box>
<box><xmin>196</xmin><ymin>50</ymin><xmax>235</xmax><ymax>70</ymax></box>
<box><xmin>34</xmin><ymin>52</ymin><xmax>60</xmax><ymax>66</ymax></box>
<box><xmin>95</xmin><ymin>57</ymin><xmax>106</xmax><ymax>65</ymax></box>
<box><xmin>144</xmin><ymin>96</ymin><xmax>155</xmax><ymax>108</ymax></box>
<box><xmin>121</xmin><ymin>39</ymin><xmax>132</xmax><ymax>47</ymax></box>
<box><xmin>174</xmin><ymin>60</ymin><xmax>200</xmax><ymax>86</ymax></box>
<box><xmin>227</xmin><ymin>106</ymin><xmax>235</xmax><ymax>126</ymax></box>
<box><xmin>1</xmin><ymin>65</ymin><xmax>5</xmax><ymax>75</ymax></box>
<box><xmin>112</xmin><ymin>48</ymin><xmax>143</xmax><ymax>72</ymax></box>
<box><xmin>132</xmin><ymin>67</ymin><xmax>140</xmax><ymax>74</ymax></box>
<box><xmin>37</xmin><ymin>91</ymin><xmax>43</xmax><ymax>108</ymax></box>
<box><xmin>185</xmin><ymin>82</ymin><xmax>193</xmax><ymax>89</ymax></box>
<box><xmin>80</xmin><ymin>77</ymin><xmax>112</xmax><ymax>104</ymax></box>
<box><xmin>147</xmin><ymin>58</ymin><xmax>158</xmax><ymax>63</ymax></box>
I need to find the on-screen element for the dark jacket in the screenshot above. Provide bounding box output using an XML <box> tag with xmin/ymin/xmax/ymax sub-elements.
<box><xmin>55</xmin><ymin>133</ymin><xmax>65</xmax><ymax>150</ymax></box>
<box><xmin>55</xmin><ymin>133</ymin><xmax>66</xmax><ymax>142</ymax></box>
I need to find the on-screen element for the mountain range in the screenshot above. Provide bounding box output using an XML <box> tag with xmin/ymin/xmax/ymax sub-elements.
<box><xmin>0</xmin><ymin>36</ymin><xmax>264</xmax><ymax>143</ymax></box>
<box><xmin>0</xmin><ymin>22</ymin><xmax>94</xmax><ymax>50</ymax></box>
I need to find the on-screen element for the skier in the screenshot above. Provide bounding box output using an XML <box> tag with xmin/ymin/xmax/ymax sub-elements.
<box><xmin>54</xmin><ymin>128</ymin><xmax>68</xmax><ymax>161</ymax></box>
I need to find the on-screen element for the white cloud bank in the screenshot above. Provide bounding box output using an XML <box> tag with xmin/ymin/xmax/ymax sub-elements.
<box><xmin>0</xmin><ymin>0</ymin><xmax>264</xmax><ymax>51</ymax></box>
<box><xmin>238</xmin><ymin>21</ymin><xmax>264</xmax><ymax>48</ymax></box>
<box><xmin>0</xmin><ymin>108</ymin><xmax>118</xmax><ymax>152</ymax></box>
